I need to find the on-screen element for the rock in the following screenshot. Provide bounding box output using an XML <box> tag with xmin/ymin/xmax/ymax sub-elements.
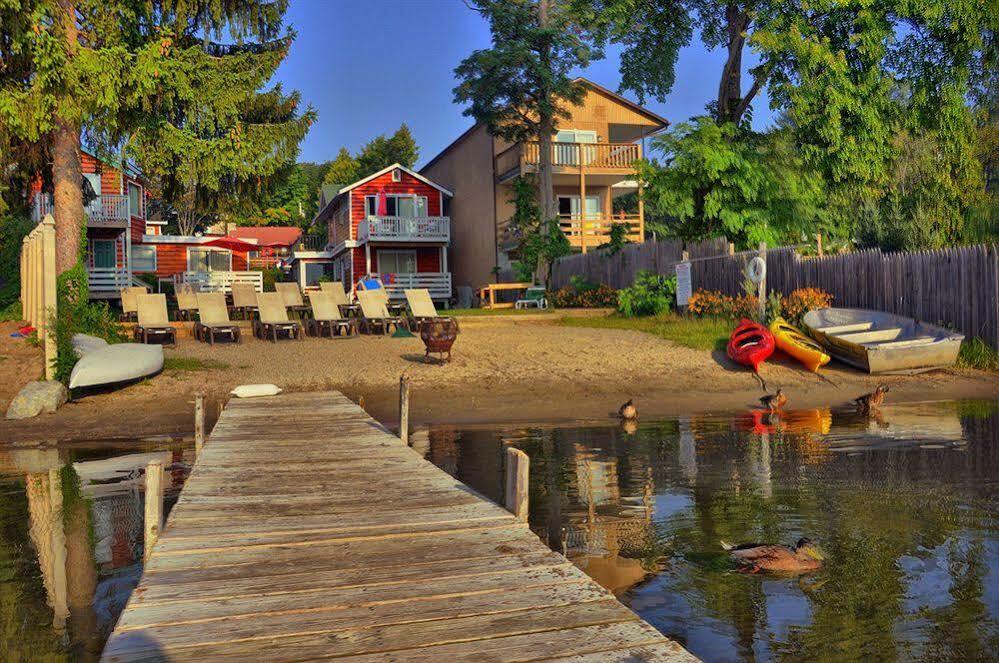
<box><xmin>5</xmin><ymin>381</ymin><xmax>69</xmax><ymax>420</ymax></box>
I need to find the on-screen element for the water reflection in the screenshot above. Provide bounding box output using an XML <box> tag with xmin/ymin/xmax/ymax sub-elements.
<box><xmin>423</xmin><ymin>400</ymin><xmax>999</xmax><ymax>661</ymax></box>
<box><xmin>0</xmin><ymin>442</ymin><xmax>192</xmax><ymax>661</ymax></box>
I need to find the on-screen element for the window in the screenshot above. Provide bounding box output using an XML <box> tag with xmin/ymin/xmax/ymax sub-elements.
<box><xmin>131</xmin><ymin>245</ymin><xmax>157</xmax><ymax>272</ymax></box>
<box><xmin>365</xmin><ymin>195</ymin><xmax>427</xmax><ymax>218</ymax></box>
<box><xmin>377</xmin><ymin>249</ymin><xmax>416</xmax><ymax>274</ymax></box>
<box><xmin>187</xmin><ymin>247</ymin><xmax>232</xmax><ymax>272</ymax></box>
<box><xmin>128</xmin><ymin>182</ymin><xmax>143</xmax><ymax>218</ymax></box>
<box><xmin>558</xmin><ymin>195</ymin><xmax>600</xmax><ymax>219</ymax></box>
<box><xmin>554</xmin><ymin>130</ymin><xmax>598</xmax><ymax>165</ymax></box>
<box><xmin>92</xmin><ymin>239</ymin><xmax>116</xmax><ymax>269</ymax></box>
<box><xmin>392</xmin><ymin>169</ymin><xmax>401</xmax><ymax>182</ymax></box>
<box><xmin>303</xmin><ymin>262</ymin><xmax>329</xmax><ymax>286</ymax></box>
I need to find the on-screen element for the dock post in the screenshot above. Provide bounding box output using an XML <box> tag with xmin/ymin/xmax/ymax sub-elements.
<box><xmin>505</xmin><ymin>447</ymin><xmax>529</xmax><ymax>522</ymax></box>
<box><xmin>144</xmin><ymin>460</ymin><xmax>164</xmax><ymax>561</ymax></box>
<box><xmin>398</xmin><ymin>375</ymin><xmax>411</xmax><ymax>445</ymax></box>
<box><xmin>194</xmin><ymin>394</ymin><xmax>205</xmax><ymax>457</ymax></box>
<box><xmin>757</xmin><ymin>242</ymin><xmax>767</xmax><ymax>322</ymax></box>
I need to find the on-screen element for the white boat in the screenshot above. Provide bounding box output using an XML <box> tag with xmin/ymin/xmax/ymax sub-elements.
<box><xmin>69</xmin><ymin>343</ymin><xmax>164</xmax><ymax>389</ymax></box>
<box><xmin>803</xmin><ymin>308</ymin><xmax>964</xmax><ymax>374</ymax></box>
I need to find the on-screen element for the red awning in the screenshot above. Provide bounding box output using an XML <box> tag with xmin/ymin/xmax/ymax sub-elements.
<box><xmin>203</xmin><ymin>237</ymin><xmax>258</xmax><ymax>252</ymax></box>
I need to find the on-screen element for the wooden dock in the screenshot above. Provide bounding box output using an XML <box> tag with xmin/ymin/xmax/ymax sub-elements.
<box><xmin>102</xmin><ymin>391</ymin><xmax>693</xmax><ymax>662</ymax></box>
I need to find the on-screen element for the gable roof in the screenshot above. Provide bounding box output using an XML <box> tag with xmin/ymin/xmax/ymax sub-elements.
<box><xmin>337</xmin><ymin>163</ymin><xmax>453</xmax><ymax>197</ymax></box>
<box><xmin>229</xmin><ymin>226</ymin><xmax>303</xmax><ymax>247</ymax></box>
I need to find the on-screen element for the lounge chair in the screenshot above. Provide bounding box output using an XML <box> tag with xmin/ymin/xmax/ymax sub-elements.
<box><xmin>193</xmin><ymin>293</ymin><xmax>241</xmax><ymax>344</ymax></box>
<box><xmin>356</xmin><ymin>276</ymin><xmax>406</xmax><ymax>316</ymax></box>
<box><xmin>175</xmin><ymin>285</ymin><xmax>199</xmax><ymax>321</ymax></box>
<box><xmin>306</xmin><ymin>291</ymin><xmax>357</xmax><ymax>338</ymax></box>
<box><xmin>319</xmin><ymin>280</ymin><xmax>360</xmax><ymax>317</ymax></box>
<box><xmin>515</xmin><ymin>286</ymin><xmax>548</xmax><ymax>310</ymax></box>
<box><xmin>133</xmin><ymin>293</ymin><xmax>176</xmax><ymax>346</ymax></box>
<box><xmin>253</xmin><ymin>292</ymin><xmax>302</xmax><ymax>341</ymax></box>
<box><xmin>275</xmin><ymin>282</ymin><xmax>311</xmax><ymax>319</ymax></box>
<box><xmin>230</xmin><ymin>282</ymin><xmax>258</xmax><ymax>320</ymax></box>
<box><xmin>404</xmin><ymin>288</ymin><xmax>455</xmax><ymax>331</ymax></box>
<box><xmin>357</xmin><ymin>290</ymin><xmax>405</xmax><ymax>335</ymax></box>
<box><xmin>120</xmin><ymin>286</ymin><xmax>148</xmax><ymax>322</ymax></box>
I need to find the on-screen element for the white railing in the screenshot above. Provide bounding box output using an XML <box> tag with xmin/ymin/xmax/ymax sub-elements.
<box><xmin>177</xmin><ymin>270</ymin><xmax>263</xmax><ymax>293</ymax></box>
<box><xmin>33</xmin><ymin>193</ymin><xmax>132</xmax><ymax>227</ymax></box>
<box><xmin>375</xmin><ymin>272</ymin><xmax>452</xmax><ymax>301</ymax></box>
<box><xmin>357</xmin><ymin>216</ymin><xmax>450</xmax><ymax>243</ymax></box>
<box><xmin>89</xmin><ymin>268</ymin><xmax>132</xmax><ymax>295</ymax></box>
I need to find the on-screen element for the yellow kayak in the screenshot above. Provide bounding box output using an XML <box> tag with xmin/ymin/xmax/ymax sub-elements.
<box><xmin>770</xmin><ymin>317</ymin><xmax>831</xmax><ymax>372</ymax></box>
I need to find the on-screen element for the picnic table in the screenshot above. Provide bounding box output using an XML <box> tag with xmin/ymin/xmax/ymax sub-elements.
<box><xmin>478</xmin><ymin>282</ymin><xmax>533</xmax><ymax>309</ymax></box>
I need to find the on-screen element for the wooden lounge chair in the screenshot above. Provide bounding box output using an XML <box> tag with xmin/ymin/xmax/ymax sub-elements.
<box><xmin>253</xmin><ymin>292</ymin><xmax>302</xmax><ymax>342</ymax></box>
<box><xmin>193</xmin><ymin>293</ymin><xmax>241</xmax><ymax>344</ymax></box>
<box><xmin>404</xmin><ymin>288</ymin><xmax>455</xmax><ymax>331</ymax></box>
<box><xmin>133</xmin><ymin>293</ymin><xmax>176</xmax><ymax>346</ymax></box>
<box><xmin>275</xmin><ymin>282</ymin><xmax>311</xmax><ymax>319</ymax></box>
<box><xmin>357</xmin><ymin>290</ymin><xmax>405</xmax><ymax>335</ymax></box>
<box><xmin>120</xmin><ymin>286</ymin><xmax>147</xmax><ymax>322</ymax></box>
<box><xmin>356</xmin><ymin>276</ymin><xmax>406</xmax><ymax>316</ymax></box>
<box><xmin>306</xmin><ymin>291</ymin><xmax>357</xmax><ymax>338</ymax></box>
<box><xmin>319</xmin><ymin>280</ymin><xmax>360</xmax><ymax>317</ymax></box>
<box><xmin>230</xmin><ymin>282</ymin><xmax>258</xmax><ymax>320</ymax></box>
<box><xmin>175</xmin><ymin>285</ymin><xmax>199</xmax><ymax>321</ymax></box>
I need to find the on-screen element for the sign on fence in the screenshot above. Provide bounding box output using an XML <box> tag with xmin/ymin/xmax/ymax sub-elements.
<box><xmin>675</xmin><ymin>261</ymin><xmax>692</xmax><ymax>306</ymax></box>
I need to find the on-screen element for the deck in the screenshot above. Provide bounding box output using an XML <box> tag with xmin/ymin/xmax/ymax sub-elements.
<box><xmin>101</xmin><ymin>391</ymin><xmax>693</xmax><ymax>662</ymax></box>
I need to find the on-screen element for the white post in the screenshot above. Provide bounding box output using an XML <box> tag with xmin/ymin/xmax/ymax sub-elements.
<box><xmin>757</xmin><ymin>242</ymin><xmax>767</xmax><ymax>323</ymax></box>
<box><xmin>194</xmin><ymin>394</ymin><xmax>205</xmax><ymax>457</ymax></box>
<box><xmin>144</xmin><ymin>460</ymin><xmax>164</xmax><ymax>561</ymax></box>
<box><xmin>505</xmin><ymin>447</ymin><xmax>529</xmax><ymax>523</ymax></box>
<box><xmin>398</xmin><ymin>375</ymin><xmax>410</xmax><ymax>445</ymax></box>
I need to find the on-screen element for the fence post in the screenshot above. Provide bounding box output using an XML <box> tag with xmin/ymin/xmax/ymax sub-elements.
<box><xmin>758</xmin><ymin>242</ymin><xmax>767</xmax><ymax>322</ymax></box>
<box><xmin>816</xmin><ymin>233</ymin><xmax>824</xmax><ymax>258</ymax></box>
<box><xmin>41</xmin><ymin>218</ymin><xmax>57</xmax><ymax>380</ymax></box>
<box><xmin>194</xmin><ymin>394</ymin><xmax>205</xmax><ymax>457</ymax></box>
<box><xmin>398</xmin><ymin>375</ymin><xmax>411</xmax><ymax>445</ymax></box>
<box><xmin>144</xmin><ymin>460</ymin><xmax>164</xmax><ymax>561</ymax></box>
<box><xmin>505</xmin><ymin>447</ymin><xmax>529</xmax><ymax>522</ymax></box>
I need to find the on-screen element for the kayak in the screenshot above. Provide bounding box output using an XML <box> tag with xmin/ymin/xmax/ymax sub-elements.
<box><xmin>769</xmin><ymin>317</ymin><xmax>831</xmax><ymax>372</ymax></box>
<box><xmin>727</xmin><ymin>319</ymin><xmax>775</xmax><ymax>373</ymax></box>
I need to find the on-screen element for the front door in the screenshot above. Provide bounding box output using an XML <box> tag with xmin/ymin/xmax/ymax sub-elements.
<box><xmin>92</xmin><ymin>239</ymin><xmax>116</xmax><ymax>269</ymax></box>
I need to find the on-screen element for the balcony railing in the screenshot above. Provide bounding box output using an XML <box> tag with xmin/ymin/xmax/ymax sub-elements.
<box><xmin>558</xmin><ymin>213</ymin><xmax>643</xmax><ymax>252</ymax></box>
<box><xmin>293</xmin><ymin>234</ymin><xmax>328</xmax><ymax>252</ymax></box>
<box><xmin>496</xmin><ymin>141</ymin><xmax>641</xmax><ymax>178</ymax></box>
<box><xmin>357</xmin><ymin>216</ymin><xmax>450</xmax><ymax>243</ymax></box>
<box><xmin>88</xmin><ymin>267</ymin><xmax>132</xmax><ymax>295</ymax></box>
<box><xmin>33</xmin><ymin>193</ymin><xmax>132</xmax><ymax>228</ymax></box>
<box><xmin>375</xmin><ymin>272</ymin><xmax>452</xmax><ymax>301</ymax></box>
<box><xmin>177</xmin><ymin>270</ymin><xmax>264</xmax><ymax>293</ymax></box>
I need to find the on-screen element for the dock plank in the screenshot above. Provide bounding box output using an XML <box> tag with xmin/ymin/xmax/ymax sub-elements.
<box><xmin>101</xmin><ymin>391</ymin><xmax>691</xmax><ymax>662</ymax></box>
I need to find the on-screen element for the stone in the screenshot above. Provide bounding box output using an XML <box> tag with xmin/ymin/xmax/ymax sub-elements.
<box><xmin>5</xmin><ymin>380</ymin><xmax>69</xmax><ymax>420</ymax></box>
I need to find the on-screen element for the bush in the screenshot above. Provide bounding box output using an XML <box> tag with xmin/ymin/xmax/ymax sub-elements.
<box><xmin>686</xmin><ymin>287</ymin><xmax>832</xmax><ymax>324</ymax></box>
<box><xmin>261</xmin><ymin>267</ymin><xmax>283</xmax><ymax>292</ymax></box>
<box><xmin>0</xmin><ymin>213</ymin><xmax>35</xmax><ymax>310</ymax></box>
<box><xmin>958</xmin><ymin>337</ymin><xmax>999</xmax><ymax>372</ymax></box>
<box><xmin>617</xmin><ymin>271</ymin><xmax>676</xmax><ymax>317</ymax></box>
<box><xmin>52</xmin><ymin>262</ymin><xmax>127</xmax><ymax>384</ymax></box>
<box><xmin>782</xmin><ymin>287</ymin><xmax>833</xmax><ymax>324</ymax></box>
<box><xmin>547</xmin><ymin>276</ymin><xmax>618</xmax><ymax>308</ymax></box>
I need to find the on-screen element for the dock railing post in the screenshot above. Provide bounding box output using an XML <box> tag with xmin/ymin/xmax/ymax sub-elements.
<box><xmin>398</xmin><ymin>375</ymin><xmax>410</xmax><ymax>445</ymax></box>
<box><xmin>757</xmin><ymin>241</ymin><xmax>767</xmax><ymax>323</ymax></box>
<box><xmin>144</xmin><ymin>460</ymin><xmax>164</xmax><ymax>561</ymax></box>
<box><xmin>505</xmin><ymin>447</ymin><xmax>529</xmax><ymax>522</ymax></box>
<box><xmin>194</xmin><ymin>394</ymin><xmax>205</xmax><ymax>457</ymax></box>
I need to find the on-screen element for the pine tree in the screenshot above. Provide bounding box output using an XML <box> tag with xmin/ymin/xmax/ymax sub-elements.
<box><xmin>323</xmin><ymin>147</ymin><xmax>360</xmax><ymax>186</ymax></box>
<box><xmin>0</xmin><ymin>0</ymin><xmax>313</xmax><ymax>272</ymax></box>
<box><xmin>354</xmin><ymin>124</ymin><xmax>419</xmax><ymax>177</ymax></box>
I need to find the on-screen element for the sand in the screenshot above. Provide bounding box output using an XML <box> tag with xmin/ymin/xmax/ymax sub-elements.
<box><xmin>1</xmin><ymin>316</ymin><xmax>996</xmax><ymax>444</ymax></box>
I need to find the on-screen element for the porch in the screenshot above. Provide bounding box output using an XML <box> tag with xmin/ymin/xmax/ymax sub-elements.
<box><xmin>495</xmin><ymin>141</ymin><xmax>641</xmax><ymax>182</ymax></box>
<box><xmin>376</xmin><ymin>272</ymin><xmax>452</xmax><ymax>302</ymax></box>
<box><xmin>357</xmin><ymin>216</ymin><xmax>450</xmax><ymax>243</ymax></box>
<box><xmin>32</xmin><ymin>193</ymin><xmax>131</xmax><ymax>228</ymax></box>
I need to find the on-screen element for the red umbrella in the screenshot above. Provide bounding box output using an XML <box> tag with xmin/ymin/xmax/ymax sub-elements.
<box><xmin>204</xmin><ymin>236</ymin><xmax>258</xmax><ymax>252</ymax></box>
<box><xmin>377</xmin><ymin>191</ymin><xmax>388</xmax><ymax>216</ymax></box>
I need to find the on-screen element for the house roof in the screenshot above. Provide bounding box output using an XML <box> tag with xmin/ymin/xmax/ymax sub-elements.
<box><xmin>420</xmin><ymin>77</ymin><xmax>668</xmax><ymax>173</ymax></box>
<box><xmin>229</xmin><ymin>226</ymin><xmax>303</xmax><ymax>247</ymax></box>
<box><xmin>311</xmin><ymin>164</ymin><xmax>453</xmax><ymax>225</ymax></box>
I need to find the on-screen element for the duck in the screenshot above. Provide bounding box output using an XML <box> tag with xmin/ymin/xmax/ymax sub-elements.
<box><xmin>618</xmin><ymin>399</ymin><xmax>637</xmax><ymax>420</ymax></box>
<box><xmin>721</xmin><ymin>537</ymin><xmax>824</xmax><ymax>573</ymax></box>
<box><xmin>855</xmin><ymin>384</ymin><xmax>889</xmax><ymax>413</ymax></box>
<box><xmin>759</xmin><ymin>389</ymin><xmax>787</xmax><ymax>413</ymax></box>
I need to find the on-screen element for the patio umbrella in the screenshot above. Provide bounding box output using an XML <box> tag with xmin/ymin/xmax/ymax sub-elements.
<box><xmin>203</xmin><ymin>236</ymin><xmax>259</xmax><ymax>252</ymax></box>
<box><xmin>377</xmin><ymin>191</ymin><xmax>388</xmax><ymax>217</ymax></box>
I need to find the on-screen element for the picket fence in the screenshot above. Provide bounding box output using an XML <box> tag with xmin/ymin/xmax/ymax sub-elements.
<box><xmin>19</xmin><ymin>214</ymin><xmax>58</xmax><ymax>379</ymax></box>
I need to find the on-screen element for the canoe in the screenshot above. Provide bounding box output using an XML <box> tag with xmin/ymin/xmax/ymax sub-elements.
<box><xmin>802</xmin><ymin>308</ymin><xmax>964</xmax><ymax>374</ymax></box>
<box><xmin>727</xmin><ymin>319</ymin><xmax>775</xmax><ymax>372</ymax></box>
<box><xmin>769</xmin><ymin>317</ymin><xmax>831</xmax><ymax>372</ymax></box>
<box><xmin>69</xmin><ymin>343</ymin><xmax>164</xmax><ymax>389</ymax></box>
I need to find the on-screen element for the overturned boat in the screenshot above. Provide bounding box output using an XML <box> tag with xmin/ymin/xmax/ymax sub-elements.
<box><xmin>803</xmin><ymin>308</ymin><xmax>964</xmax><ymax>374</ymax></box>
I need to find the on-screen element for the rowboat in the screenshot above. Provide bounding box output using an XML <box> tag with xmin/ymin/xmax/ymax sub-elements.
<box><xmin>802</xmin><ymin>308</ymin><xmax>964</xmax><ymax>374</ymax></box>
<box><xmin>769</xmin><ymin>317</ymin><xmax>831</xmax><ymax>372</ymax></box>
<box><xmin>727</xmin><ymin>319</ymin><xmax>775</xmax><ymax>373</ymax></box>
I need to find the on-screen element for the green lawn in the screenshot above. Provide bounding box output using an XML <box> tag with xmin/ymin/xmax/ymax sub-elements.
<box><xmin>560</xmin><ymin>313</ymin><xmax>731</xmax><ymax>352</ymax></box>
<box><xmin>449</xmin><ymin>307</ymin><xmax>562</xmax><ymax>316</ymax></box>
<box><xmin>957</xmin><ymin>337</ymin><xmax>999</xmax><ymax>372</ymax></box>
<box><xmin>163</xmin><ymin>357</ymin><xmax>230</xmax><ymax>372</ymax></box>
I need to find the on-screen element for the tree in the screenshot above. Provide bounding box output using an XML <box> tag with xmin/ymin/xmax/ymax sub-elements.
<box><xmin>506</xmin><ymin>175</ymin><xmax>570</xmax><ymax>283</ymax></box>
<box><xmin>455</xmin><ymin>0</ymin><xmax>598</xmax><ymax>231</ymax></box>
<box><xmin>0</xmin><ymin>0</ymin><xmax>312</xmax><ymax>272</ymax></box>
<box><xmin>354</xmin><ymin>124</ymin><xmax>419</xmax><ymax>177</ymax></box>
<box><xmin>323</xmin><ymin>147</ymin><xmax>360</xmax><ymax>186</ymax></box>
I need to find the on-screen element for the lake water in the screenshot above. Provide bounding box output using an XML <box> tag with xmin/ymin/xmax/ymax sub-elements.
<box><xmin>418</xmin><ymin>400</ymin><xmax>998</xmax><ymax>662</ymax></box>
<box><xmin>0</xmin><ymin>401</ymin><xmax>995</xmax><ymax>661</ymax></box>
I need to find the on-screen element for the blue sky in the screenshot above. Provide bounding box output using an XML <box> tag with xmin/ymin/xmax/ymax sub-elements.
<box><xmin>275</xmin><ymin>0</ymin><xmax>774</xmax><ymax>167</ymax></box>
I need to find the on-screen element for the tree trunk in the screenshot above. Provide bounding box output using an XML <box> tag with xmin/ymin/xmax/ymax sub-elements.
<box><xmin>534</xmin><ymin>0</ymin><xmax>556</xmax><ymax>284</ymax></box>
<box><xmin>52</xmin><ymin>0</ymin><xmax>83</xmax><ymax>274</ymax></box>
<box><xmin>716</xmin><ymin>4</ymin><xmax>749</xmax><ymax>126</ymax></box>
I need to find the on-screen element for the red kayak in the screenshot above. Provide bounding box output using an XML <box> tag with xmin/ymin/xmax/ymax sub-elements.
<box><xmin>727</xmin><ymin>319</ymin><xmax>775</xmax><ymax>375</ymax></box>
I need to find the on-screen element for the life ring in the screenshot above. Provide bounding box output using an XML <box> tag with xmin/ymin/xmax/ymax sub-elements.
<box><xmin>747</xmin><ymin>256</ymin><xmax>766</xmax><ymax>284</ymax></box>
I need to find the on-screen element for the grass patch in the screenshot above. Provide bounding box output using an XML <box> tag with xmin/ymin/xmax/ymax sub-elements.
<box><xmin>0</xmin><ymin>300</ymin><xmax>22</xmax><ymax>322</ymax></box>
<box><xmin>163</xmin><ymin>357</ymin><xmax>230</xmax><ymax>372</ymax></box>
<box><xmin>449</xmin><ymin>307</ymin><xmax>561</xmax><ymax>316</ymax></box>
<box><xmin>957</xmin><ymin>337</ymin><xmax>999</xmax><ymax>372</ymax></box>
<box><xmin>560</xmin><ymin>313</ymin><xmax>731</xmax><ymax>352</ymax></box>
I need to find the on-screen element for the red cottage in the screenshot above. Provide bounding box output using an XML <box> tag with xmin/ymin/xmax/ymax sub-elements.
<box><xmin>309</xmin><ymin>164</ymin><xmax>452</xmax><ymax>302</ymax></box>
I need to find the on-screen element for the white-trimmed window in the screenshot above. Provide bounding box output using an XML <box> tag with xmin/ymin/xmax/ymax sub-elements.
<box><xmin>377</xmin><ymin>249</ymin><xmax>416</xmax><ymax>274</ymax></box>
<box><xmin>128</xmin><ymin>182</ymin><xmax>143</xmax><ymax>218</ymax></box>
<box><xmin>364</xmin><ymin>194</ymin><xmax>428</xmax><ymax>218</ymax></box>
<box><xmin>187</xmin><ymin>247</ymin><xmax>232</xmax><ymax>272</ymax></box>
<box><xmin>392</xmin><ymin>169</ymin><xmax>401</xmax><ymax>182</ymax></box>
<box><xmin>131</xmin><ymin>245</ymin><xmax>157</xmax><ymax>272</ymax></box>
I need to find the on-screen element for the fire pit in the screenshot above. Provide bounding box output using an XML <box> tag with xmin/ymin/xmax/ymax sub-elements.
<box><xmin>420</xmin><ymin>318</ymin><xmax>459</xmax><ymax>363</ymax></box>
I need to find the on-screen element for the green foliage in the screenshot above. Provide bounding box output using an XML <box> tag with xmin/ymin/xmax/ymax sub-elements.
<box><xmin>617</xmin><ymin>271</ymin><xmax>676</xmax><ymax>317</ymax></box>
<box><xmin>598</xmin><ymin>222</ymin><xmax>631</xmax><ymax>255</ymax></box>
<box><xmin>506</xmin><ymin>176</ymin><xmax>571</xmax><ymax>283</ymax></box>
<box><xmin>163</xmin><ymin>357</ymin><xmax>230</xmax><ymax>372</ymax></box>
<box><xmin>355</xmin><ymin>124</ymin><xmax>419</xmax><ymax>177</ymax></box>
<box><xmin>0</xmin><ymin>213</ymin><xmax>34</xmax><ymax>309</ymax></box>
<box><xmin>323</xmin><ymin>147</ymin><xmax>359</xmax><ymax>187</ymax></box>
<box><xmin>561</xmin><ymin>312</ymin><xmax>730</xmax><ymax>352</ymax></box>
<box><xmin>639</xmin><ymin>119</ymin><xmax>825</xmax><ymax>247</ymax></box>
<box><xmin>957</xmin><ymin>338</ymin><xmax>999</xmax><ymax>372</ymax></box>
<box><xmin>0</xmin><ymin>300</ymin><xmax>20</xmax><ymax>322</ymax></box>
<box><xmin>261</xmin><ymin>267</ymin><xmax>282</xmax><ymax>292</ymax></box>
<box><xmin>547</xmin><ymin>277</ymin><xmax>618</xmax><ymax>308</ymax></box>
<box><xmin>52</xmin><ymin>260</ymin><xmax>126</xmax><ymax>384</ymax></box>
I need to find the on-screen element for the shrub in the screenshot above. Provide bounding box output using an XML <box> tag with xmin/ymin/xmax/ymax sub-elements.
<box><xmin>617</xmin><ymin>271</ymin><xmax>676</xmax><ymax>317</ymax></box>
<box><xmin>782</xmin><ymin>288</ymin><xmax>834</xmax><ymax>324</ymax></box>
<box><xmin>686</xmin><ymin>287</ymin><xmax>832</xmax><ymax>324</ymax></box>
<box><xmin>548</xmin><ymin>277</ymin><xmax>618</xmax><ymax>308</ymax></box>
<box><xmin>52</xmin><ymin>262</ymin><xmax>127</xmax><ymax>384</ymax></box>
<box><xmin>0</xmin><ymin>213</ymin><xmax>35</xmax><ymax>310</ymax></box>
<box><xmin>261</xmin><ymin>267</ymin><xmax>283</xmax><ymax>291</ymax></box>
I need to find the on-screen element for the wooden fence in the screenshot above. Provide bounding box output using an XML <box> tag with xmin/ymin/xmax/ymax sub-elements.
<box><xmin>551</xmin><ymin>236</ymin><xmax>731</xmax><ymax>290</ymax></box>
<box><xmin>691</xmin><ymin>244</ymin><xmax>999</xmax><ymax>349</ymax></box>
<box><xmin>20</xmin><ymin>214</ymin><xmax>58</xmax><ymax>379</ymax></box>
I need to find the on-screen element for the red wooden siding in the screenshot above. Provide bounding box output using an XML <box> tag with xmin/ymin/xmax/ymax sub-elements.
<box><xmin>349</xmin><ymin>246</ymin><xmax>441</xmax><ymax>280</ymax></box>
<box><xmin>150</xmin><ymin>244</ymin><xmax>250</xmax><ymax>279</ymax></box>
<box><xmin>345</xmin><ymin>169</ymin><xmax>443</xmax><ymax>238</ymax></box>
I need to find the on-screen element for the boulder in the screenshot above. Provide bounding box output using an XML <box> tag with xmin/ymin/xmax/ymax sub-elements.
<box><xmin>5</xmin><ymin>381</ymin><xmax>69</xmax><ymax>420</ymax></box>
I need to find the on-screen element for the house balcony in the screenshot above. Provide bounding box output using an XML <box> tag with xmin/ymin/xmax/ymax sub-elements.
<box><xmin>495</xmin><ymin>141</ymin><xmax>642</xmax><ymax>182</ymax></box>
<box><xmin>559</xmin><ymin>214</ymin><xmax>644</xmax><ymax>252</ymax></box>
<box><xmin>32</xmin><ymin>193</ymin><xmax>133</xmax><ymax>228</ymax></box>
<box><xmin>376</xmin><ymin>272</ymin><xmax>452</xmax><ymax>302</ymax></box>
<box><xmin>356</xmin><ymin>216</ymin><xmax>450</xmax><ymax>244</ymax></box>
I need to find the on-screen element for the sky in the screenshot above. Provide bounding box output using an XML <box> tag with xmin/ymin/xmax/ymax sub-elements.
<box><xmin>275</xmin><ymin>0</ymin><xmax>775</xmax><ymax>168</ymax></box>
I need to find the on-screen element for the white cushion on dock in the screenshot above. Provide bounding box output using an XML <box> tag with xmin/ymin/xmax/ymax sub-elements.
<box><xmin>230</xmin><ymin>383</ymin><xmax>282</xmax><ymax>398</ymax></box>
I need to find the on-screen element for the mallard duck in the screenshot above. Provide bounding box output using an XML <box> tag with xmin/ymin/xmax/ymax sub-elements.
<box><xmin>759</xmin><ymin>389</ymin><xmax>787</xmax><ymax>412</ymax></box>
<box><xmin>618</xmin><ymin>399</ymin><xmax>637</xmax><ymax>420</ymax></box>
<box><xmin>855</xmin><ymin>385</ymin><xmax>889</xmax><ymax>413</ymax></box>
<box><xmin>721</xmin><ymin>537</ymin><xmax>824</xmax><ymax>573</ymax></box>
